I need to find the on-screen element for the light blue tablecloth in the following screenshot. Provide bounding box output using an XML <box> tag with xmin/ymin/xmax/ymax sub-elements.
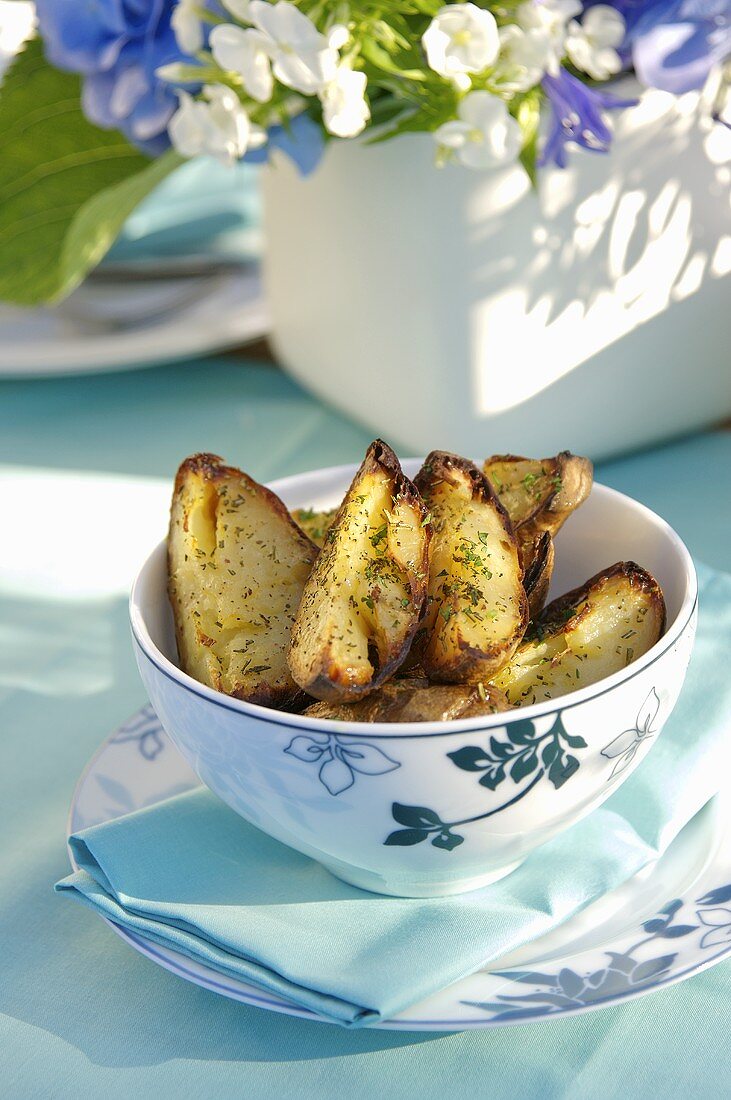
<box><xmin>1</xmin><ymin>358</ymin><xmax>730</xmax><ymax>1098</ymax></box>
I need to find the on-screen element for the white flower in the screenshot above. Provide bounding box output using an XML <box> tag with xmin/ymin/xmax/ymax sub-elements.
<box><xmin>221</xmin><ymin>0</ymin><xmax>252</xmax><ymax>20</ymax></box>
<box><xmin>171</xmin><ymin>0</ymin><xmax>204</xmax><ymax>55</ymax></box>
<box><xmin>169</xmin><ymin>84</ymin><xmax>261</xmax><ymax>165</ymax></box>
<box><xmin>566</xmin><ymin>5</ymin><xmax>625</xmax><ymax>81</ymax></box>
<box><xmin>422</xmin><ymin>3</ymin><xmax>500</xmax><ymax>79</ymax></box>
<box><xmin>210</xmin><ymin>23</ymin><xmax>273</xmax><ymax>102</ymax></box>
<box><xmin>517</xmin><ymin>0</ymin><xmax>582</xmax><ymax>36</ymax></box>
<box><xmin>434</xmin><ymin>90</ymin><xmax>522</xmax><ymax>169</ymax></box>
<box><xmin>492</xmin><ymin>24</ymin><xmax>554</xmax><ymax>91</ymax></box>
<box><xmin>516</xmin><ymin>0</ymin><xmax>581</xmax><ymax>73</ymax></box>
<box><xmin>248</xmin><ymin>0</ymin><xmax>338</xmax><ymax>94</ymax></box>
<box><xmin>320</xmin><ymin>67</ymin><xmax>370</xmax><ymax>138</ymax></box>
<box><xmin>327</xmin><ymin>24</ymin><xmax>350</xmax><ymax>51</ymax></box>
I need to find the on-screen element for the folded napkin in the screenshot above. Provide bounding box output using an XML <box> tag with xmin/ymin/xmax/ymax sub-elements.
<box><xmin>105</xmin><ymin>158</ymin><xmax>261</xmax><ymax>265</ymax></box>
<box><xmin>57</xmin><ymin>564</ymin><xmax>731</xmax><ymax>1027</ymax></box>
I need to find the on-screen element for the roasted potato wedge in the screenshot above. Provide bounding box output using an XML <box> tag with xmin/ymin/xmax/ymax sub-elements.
<box><xmin>522</xmin><ymin>531</ymin><xmax>555</xmax><ymax>619</ymax></box>
<box><xmin>291</xmin><ymin>507</ymin><xmax>337</xmax><ymax>547</ymax></box>
<box><xmin>492</xmin><ymin>561</ymin><xmax>666</xmax><ymax>706</ymax></box>
<box><xmin>413</xmin><ymin>451</ymin><xmax>528</xmax><ymax>684</ymax></box>
<box><xmin>483</xmin><ymin>452</ymin><xmax>593</xmax><ymax>547</ymax></box>
<box><xmin>168</xmin><ymin>453</ymin><xmax>318</xmax><ymax>707</ymax></box>
<box><xmin>305</xmin><ymin>680</ymin><xmax>511</xmax><ymax>723</ymax></box>
<box><xmin>287</xmin><ymin>440</ymin><xmax>430</xmax><ymax>702</ymax></box>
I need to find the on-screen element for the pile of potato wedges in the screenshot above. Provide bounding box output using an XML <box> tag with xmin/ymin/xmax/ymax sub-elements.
<box><xmin>167</xmin><ymin>441</ymin><xmax>666</xmax><ymax>723</ymax></box>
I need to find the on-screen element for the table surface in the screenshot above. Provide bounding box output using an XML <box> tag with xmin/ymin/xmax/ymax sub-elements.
<box><xmin>2</xmin><ymin>357</ymin><xmax>730</xmax><ymax>1100</ymax></box>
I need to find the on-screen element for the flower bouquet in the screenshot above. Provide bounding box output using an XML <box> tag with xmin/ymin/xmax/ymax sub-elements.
<box><xmin>0</xmin><ymin>1</ymin><xmax>728</xmax><ymax>306</ymax></box>
<box><xmin>0</xmin><ymin>2</ymin><xmax>728</xmax><ymax>457</ymax></box>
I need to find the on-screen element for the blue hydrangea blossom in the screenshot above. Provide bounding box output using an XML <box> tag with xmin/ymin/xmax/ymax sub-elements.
<box><xmin>35</xmin><ymin>0</ymin><xmax>187</xmax><ymax>155</ymax></box>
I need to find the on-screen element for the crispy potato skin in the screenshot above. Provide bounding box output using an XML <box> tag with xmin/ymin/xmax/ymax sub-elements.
<box><xmin>537</xmin><ymin>560</ymin><xmax>666</xmax><ymax>635</ymax></box>
<box><xmin>522</xmin><ymin>531</ymin><xmax>555</xmax><ymax>619</ymax></box>
<box><xmin>484</xmin><ymin>452</ymin><xmax>593</xmax><ymax>547</ymax></box>
<box><xmin>287</xmin><ymin>440</ymin><xmax>430</xmax><ymax>702</ymax></box>
<box><xmin>413</xmin><ymin>451</ymin><xmax>529</xmax><ymax>684</ymax></box>
<box><xmin>291</xmin><ymin>507</ymin><xmax>337</xmax><ymax>547</ymax></box>
<box><xmin>492</xmin><ymin>561</ymin><xmax>666</xmax><ymax>706</ymax></box>
<box><xmin>168</xmin><ymin>453</ymin><xmax>318</xmax><ymax>708</ymax></box>
<box><xmin>305</xmin><ymin>681</ymin><xmax>511</xmax><ymax>723</ymax></box>
<box><xmin>168</xmin><ymin>446</ymin><xmax>666</xmax><ymax>720</ymax></box>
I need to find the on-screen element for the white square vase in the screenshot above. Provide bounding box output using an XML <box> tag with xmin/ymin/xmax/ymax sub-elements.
<box><xmin>262</xmin><ymin>79</ymin><xmax>731</xmax><ymax>461</ymax></box>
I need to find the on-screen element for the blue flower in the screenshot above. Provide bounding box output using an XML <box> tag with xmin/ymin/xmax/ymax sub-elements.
<box><xmin>35</xmin><ymin>0</ymin><xmax>198</xmax><ymax>155</ymax></box>
<box><xmin>284</xmin><ymin>733</ymin><xmax>400</xmax><ymax>796</ymax></box>
<box><xmin>35</xmin><ymin>2</ymin><xmax>325</xmax><ymax>171</ymax></box>
<box><xmin>590</xmin><ymin>1</ymin><xmax>731</xmax><ymax>94</ymax></box>
<box><xmin>244</xmin><ymin>113</ymin><xmax>326</xmax><ymax>176</ymax></box>
<box><xmin>540</xmin><ymin>66</ymin><xmax>638</xmax><ymax>168</ymax></box>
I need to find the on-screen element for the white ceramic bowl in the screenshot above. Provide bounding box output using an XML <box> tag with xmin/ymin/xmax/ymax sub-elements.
<box><xmin>130</xmin><ymin>461</ymin><xmax>697</xmax><ymax>898</ymax></box>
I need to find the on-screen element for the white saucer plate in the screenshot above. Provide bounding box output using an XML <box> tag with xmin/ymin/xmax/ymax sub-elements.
<box><xmin>0</xmin><ymin>267</ymin><xmax>269</xmax><ymax>377</ymax></box>
<box><xmin>68</xmin><ymin>707</ymin><xmax>731</xmax><ymax>1030</ymax></box>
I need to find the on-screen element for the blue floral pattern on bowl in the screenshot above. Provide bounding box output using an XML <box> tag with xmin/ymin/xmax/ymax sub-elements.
<box><xmin>282</xmin><ymin>691</ymin><xmax>666</xmax><ymax>852</ymax></box>
<box><xmin>601</xmin><ymin>688</ymin><xmax>660</xmax><ymax>780</ymax></box>
<box><xmin>284</xmin><ymin>733</ymin><xmax>400</xmax><ymax>795</ymax></box>
<box><xmin>110</xmin><ymin>704</ymin><xmax>165</xmax><ymax>761</ymax></box>
<box><xmin>381</xmin><ymin>694</ymin><xmax>664</xmax><ymax>852</ymax></box>
<box><xmin>383</xmin><ymin>711</ymin><xmax>588</xmax><ymax>851</ymax></box>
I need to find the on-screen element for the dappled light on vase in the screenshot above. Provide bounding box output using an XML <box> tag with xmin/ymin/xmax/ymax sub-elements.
<box><xmin>471</xmin><ymin>82</ymin><xmax>731</xmax><ymax>416</ymax></box>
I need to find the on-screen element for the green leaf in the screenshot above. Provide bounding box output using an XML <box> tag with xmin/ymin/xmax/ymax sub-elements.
<box><xmin>365</xmin><ymin>107</ymin><xmax>431</xmax><ymax>144</ymax></box>
<box><xmin>514</xmin><ymin>89</ymin><xmax>542</xmax><ymax>188</ymax></box>
<box><xmin>61</xmin><ymin>149</ymin><xmax>183</xmax><ymax>291</ymax></box>
<box><xmin>155</xmin><ymin>61</ymin><xmax>221</xmax><ymax>85</ymax></box>
<box><xmin>0</xmin><ymin>38</ymin><xmax>183</xmax><ymax>305</ymax></box>
<box><xmin>360</xmin><ymin>39</ymin><xmax>426</xmax><ymax>81</ymax></box>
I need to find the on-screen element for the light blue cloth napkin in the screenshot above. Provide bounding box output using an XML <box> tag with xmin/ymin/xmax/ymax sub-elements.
<box><xmin>56</xmin><ymin>564</ymin><xmax>731</xmax><ymax>1028</ymax></box>
<box><xmin>105</xmin><ymin>158</ymin><xmax>261</xmax><ymax>265</ymax></box>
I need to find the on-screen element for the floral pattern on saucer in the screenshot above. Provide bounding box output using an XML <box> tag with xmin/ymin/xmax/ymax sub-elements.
<box><xmin>464</xmin><ymin>889</ymin><xmax>730</xmax><ymax>1022</ymax></box>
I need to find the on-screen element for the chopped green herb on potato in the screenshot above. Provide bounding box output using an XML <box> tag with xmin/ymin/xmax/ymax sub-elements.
<box><xmin>413</xmin><ymin>451</ymin><xmax>528</xmax><ymax>684</ymax></box>
<box><xmin>288</xmin><ymin>440</ymin><xmax>430</xmax><ymax>702</ymax></box>
<box><xmin>168</xmin><ymin>453</ymin><xmax>317</xmax><ymax>707</ymax></box>
<box><xmin>492</xmin><ymin>561</ymin><xmax>665</xmax><ymax>707</ymax></box>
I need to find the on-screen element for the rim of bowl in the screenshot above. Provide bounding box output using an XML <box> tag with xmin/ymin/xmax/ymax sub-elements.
<box><xmin>130</xmin><ymin>471</ymin><xmax>698</xmax><ymax>739</ymax></box>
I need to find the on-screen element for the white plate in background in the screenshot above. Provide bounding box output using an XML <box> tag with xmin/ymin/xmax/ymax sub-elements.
<box><xmin>0</xmin><ymin>267</ymin><xmax>269</xmax><ymax>377</ymax></box>
<box><xmin>0</xmin><ymin>5</ymin><xmax>268</xmax><ymax>377</ymax></box>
